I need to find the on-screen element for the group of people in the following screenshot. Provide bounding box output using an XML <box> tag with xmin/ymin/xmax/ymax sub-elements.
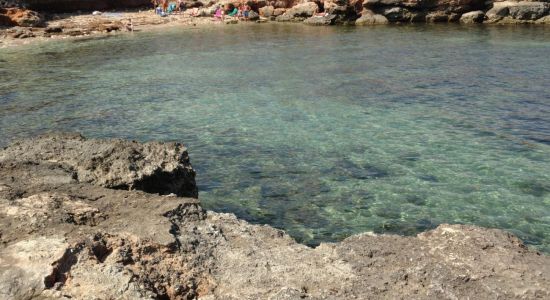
<box><xmin>151</xmin><ymin>0</ymin><xmax>254</xmax><ymax>21</ymax></box>
<box><xmin>152</xmin><ymin>0</ymin><xmax>191</xmax><ymax>16</ymax></box>
<box><xmin>213</xmin><ymin>3</ymin><xmax>253</xmax><ymax>21</ymax></box>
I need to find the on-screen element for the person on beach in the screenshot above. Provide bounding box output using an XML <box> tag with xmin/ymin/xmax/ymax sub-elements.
<box><xmin>190</xmin><ymin>7</ymin><xmax>200</xmax><ymax>17</ymax></box>
<box><xmin>126</xmin><ymin>18</ymin><xmax>134</xmax><ymax>32</ymax></box>
<box><xmin>228</xmin><ymin>5</ymin><xmax>239</xmax><ymax>17</ymax></box>
<box><xmin>242</xmin><ymin>3</ymin><xmax>250</xmax><ymax>20</ymax></box>
<box><xmin>178</xmin><ymin>0</ymin><xmax>187</xmax><ymax>13</ymax></box>
<box><xmin>238</xmin><ymin>3</ymin><xmax>244</xmax><ymax>18</ymax></box>
<box><xmin>213</xmin><ymin>5</ymin><xmax>224</xmax><ymax>21</ymax></box>
<box><xmin>162</xmin><ymin>0</ymin><xmax>169</xmax><ymax>13</ymax></box>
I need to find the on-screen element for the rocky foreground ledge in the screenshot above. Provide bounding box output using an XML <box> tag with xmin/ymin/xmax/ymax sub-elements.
<box><xmin>0</xmin><ymin>134</ymin><xmax>549</xmax><ymax>299</ymax></box>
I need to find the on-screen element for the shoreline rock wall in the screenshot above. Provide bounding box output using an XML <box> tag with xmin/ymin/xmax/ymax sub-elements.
<box><xmin>0</xmin><ymin>134</ymin><xmax>549</xmax><ymax>299</ymax></box>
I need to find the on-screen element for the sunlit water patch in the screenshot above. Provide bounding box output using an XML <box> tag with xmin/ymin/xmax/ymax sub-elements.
<box><xmin>1</xmin><ymin>24</ymin><xmax>549</xmax><ymax>251</ymax></box>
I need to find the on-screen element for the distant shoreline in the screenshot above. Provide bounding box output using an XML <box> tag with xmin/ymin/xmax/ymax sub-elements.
<box><xmin>2</xmin><ymin>3</ymin><xmax>550</xmax><ymax>49</ymax></box>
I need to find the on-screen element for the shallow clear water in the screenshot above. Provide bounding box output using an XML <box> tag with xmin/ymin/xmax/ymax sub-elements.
<box><xmin>1</xmin><ymin>24</ymin><xmax>549</xmax><ymax>251</ymax></box>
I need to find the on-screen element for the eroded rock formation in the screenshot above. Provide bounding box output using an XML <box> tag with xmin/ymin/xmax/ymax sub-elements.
<box><xmin>0</xmin><ymin>7</ymin><xmax>43</xmax><ymax>26</ymax></box>
<box><xmin>0</xmin><ymin>134</ymin><xmax>549</xmax><ymax>299</ymax></box>
<box><xmin>0</xmin><ymin>133</ymin><xmax>198</xmax><ymax>197</ymax></box>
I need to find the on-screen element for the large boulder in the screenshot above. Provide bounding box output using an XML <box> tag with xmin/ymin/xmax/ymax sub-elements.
<box><xmin>508</xmin><ymin>1</ymin><xmax>549</xmax><ymax>20</ymax></box>
<box><xmin>276</xmin><ymin>2</ymin><xmax>318</xmax><ymax>21</ymax></box>
<box><xmin>381</xmin><ymin>6</ymin><xmax>414</xmax><ymax>22</ymax></box>
<box><xmin>0</xmin><ymin>133</ymin><xmax>198</xmax><ymax>197</ymax></box>
<box><xmin>535</xmin><ymin>14</ymin><xmax>550</xmax><ymax>23</ymax></box>
<box><xmin>485</xmin><ymin>3</ymin><xmax>510</xmax><ymax>21</ymax></box>
<box><xmin>0</xmin><ymin>7</ymin><xmax>43</xmax><ymax>27</ymax></box>
<box><xmin>355</xmin><ymin>8</ymin><xmax>389</xmax><ymax>24</ymax></box>
<box><xmin>303</xmin><ymin>13</ymin><xmax>337</xmax><ymax>24</ymax></box>
<box><xmin>459</xmin><ymin>10</ymin><xmax>485</xmax><ymax>23</ymax></box>
<box><xmin>486</xmin><ymin>1</ymin><xmax>550</xmax><ymax>22</ymax></box>
<box><xmin>259</xmin><ymin>5</ymin><xmax>275</xmax><ymax>16</ymax></box>
<box><xmin>323</xmin><ymin>0</ymin><xmax>361</xmax><ymax>22</ymax></box>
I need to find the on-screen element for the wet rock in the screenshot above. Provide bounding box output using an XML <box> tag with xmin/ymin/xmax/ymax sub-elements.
<box><xmin>382</xmin><ymin>6</ymin><xmax>412</xmax><ymax>22</ymax></box>
<box><xmin>460</xmin><ymin>10</ymin><xmax>485</xmax><ymax>23</ymax></box>
<box><xmin>425</xmin><ymin>11</ymin><xmax>450</xmax><ymax>22</ymax></box>
<box><xmin>355</xmin><ymin>9</ymin><xmax>389</xmax><ymax>24</ymax></box>
<box><xmin>303</xmin><ymin>13</ymin><xmax>337</xmax><ymax>25</ymax></box>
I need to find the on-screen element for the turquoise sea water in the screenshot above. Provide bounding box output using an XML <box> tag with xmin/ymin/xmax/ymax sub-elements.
<box><xmin>1</xmin><ymin>24</ymin><xmax>549</xmax><ymax>251</ymax></box>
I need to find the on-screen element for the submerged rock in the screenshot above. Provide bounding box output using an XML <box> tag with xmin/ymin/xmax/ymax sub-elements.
<box><xmin>0</xmin><ymin>134</ymin><xmax>549</xmax><ymax>299</ymax></box>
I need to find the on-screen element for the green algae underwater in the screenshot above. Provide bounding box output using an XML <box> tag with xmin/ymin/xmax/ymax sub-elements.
<box><xmin>1</xmin><ymin>24</ymin><xmax>549</xmax><ymax>252</ymax></box>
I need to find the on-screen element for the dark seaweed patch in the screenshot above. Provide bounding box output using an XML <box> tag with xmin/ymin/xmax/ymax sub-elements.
<box><xmin>418</xmin><ymin>175</ymin><xmax>438</xmax><ymax>182</ymax></box>
<box><xmin>516</xmin><ymin>181</ymin><xmax>550</xmax><ymax>197</ymax></box>
<box><xmin>334</xmin><ymin>159</ymin><xmax>390</xmax><ymax>180</ymax></box>
<box><xmin>406</xmin><ymin>195</ymin><xmax>426</xmax><ymax>206</ymax></box>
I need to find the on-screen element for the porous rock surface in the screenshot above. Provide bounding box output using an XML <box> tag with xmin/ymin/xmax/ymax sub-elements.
<box><xmin>0</xmin><ymin>134</ymin><xmax>549</xmax><ymax>299</ymax></box>
<box><xmin>0</xmin><ymin>133</ymin><xmax>197</xmax><ymax>197</ymax></box>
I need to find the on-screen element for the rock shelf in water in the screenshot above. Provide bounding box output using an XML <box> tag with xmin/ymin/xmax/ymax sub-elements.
<box><xmin>0</xmin><ymin>133</ymin><xmax>549</xmax><ymax>299</ymax></box>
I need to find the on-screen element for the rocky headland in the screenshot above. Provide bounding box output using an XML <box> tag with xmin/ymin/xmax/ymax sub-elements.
<box><xmin>0</xmin><ymin>133</ymin><xmax>549</xmax><ymax>299</ymax></box>
<box><xmin>1</xmin><ymin>0</ymin><xmax>549</xmax><ymax>47</ymax></box>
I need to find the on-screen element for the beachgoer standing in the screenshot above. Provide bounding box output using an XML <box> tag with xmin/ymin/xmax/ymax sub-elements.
<box><xmin>243</xmin><ymin>4</ymin><xmax>250</xmax><ymax>20</ymax></box>
<box><xmin>214</xmin><ymin>5</ymin><xmax>225</xmax><ymax>21</ymax></box>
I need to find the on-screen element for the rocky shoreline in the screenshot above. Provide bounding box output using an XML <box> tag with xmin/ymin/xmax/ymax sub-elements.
<box><xmin>0</xmin><ymin>133</ymin><xmax>549</xmax><ymax>299</ymax></box>
<box><xmin>1</xmin><ymin>0</ymin><xmax>550</xmax><ymax>47</ymax></box>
